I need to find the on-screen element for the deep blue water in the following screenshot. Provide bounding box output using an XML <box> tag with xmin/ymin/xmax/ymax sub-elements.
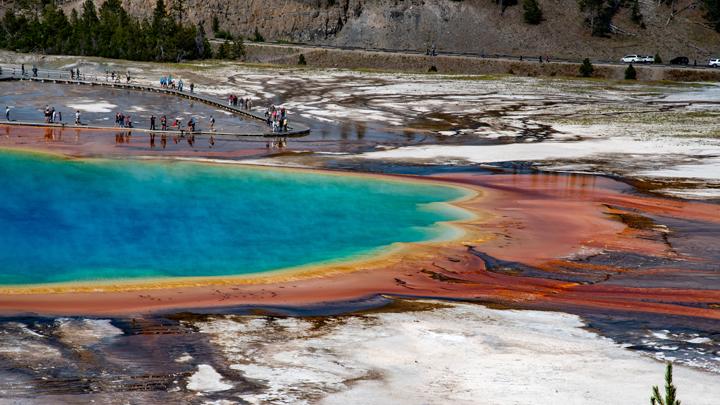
<box><xmin>0</xmin><ymin>150</ymin><xmax>471</xmax><ymax>285</ymax></box>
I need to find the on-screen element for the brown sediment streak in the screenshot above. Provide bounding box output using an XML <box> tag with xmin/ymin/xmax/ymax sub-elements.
<box><xmin>1</xmin><ymin>144</ymin><xmax>720</xmax><ymax>320</ymax></box>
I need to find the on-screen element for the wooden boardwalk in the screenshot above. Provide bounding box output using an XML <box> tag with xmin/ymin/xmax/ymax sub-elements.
<box><xmin>0</xmin><ymin>74</ymin><xmax>311</xmax><ymax>137</ymax></box>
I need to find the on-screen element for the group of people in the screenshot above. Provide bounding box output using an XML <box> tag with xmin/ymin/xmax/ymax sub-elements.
<box><xmin>228</xmin><ymin>95</ymin><xmax>252</xmax><ymax>110</ymax></box>
<box><xmin>115</xmin><ymin>112</ymin><xmax>133</xmax><ymax>128</ymax></box>
<box><xmin>43</xmin><ymin>105</ymin><xmax>62</xmax><ymax>124</ymax></box>
<box><xmin>264</xmin><ymin>105</ymin><xmax>288</xmax><ymax>132</ymax></box>
<box><xmin>69</xmin><ymin>67</ymin><xmax>81</xmax><ymax>80</ymax></box>
<box><xmin>159</xmin><ymin>77</ymin><xmax>194</xmax><ymax>93</ymax></box>
<box><xmin>108</xmin><ymin>71</ymin><xmax>130</xmax><ymax>83</ymax></box>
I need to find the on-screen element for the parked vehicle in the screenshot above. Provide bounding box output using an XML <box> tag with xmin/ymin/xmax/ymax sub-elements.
<box><xmin>709</xmin><ymin>59</ymin><xmax>720</xmax><ymax>67</ymax></box>
<box><xmin>621</xmin><ymin>55</ymin><xmax>642</xmax><ymax>63</ymax></box>
<box><xmin>641</xmin><ymin>55</ymin><xmax>655</xmax><ymax>63</ymax></box>
<box><xmin>670</xmin><ymin>57</ymin><xmax>689</xmax><ymax>65</ymax></box>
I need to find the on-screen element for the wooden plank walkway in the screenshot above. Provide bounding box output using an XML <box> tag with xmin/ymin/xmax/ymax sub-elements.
<box><xmin>0</xmin><ymin>74</ymin><xmax>311</xmax><ymax>137</ymax></box>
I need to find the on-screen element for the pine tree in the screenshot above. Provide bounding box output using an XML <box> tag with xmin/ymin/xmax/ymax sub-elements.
<box><xmin>702</xmin><ymin>0</ymin><xmax>720</xmax><ymax>32</ymax></box>
<box><xmin>579</xmin><ymin>58</ymin><xmax>594</xmax><ymax>77</ymax></box>
<box><xmin>651</xmin><ymin>362</ymin><xmax>681</xmax><ymax>405</ymax></box>
<box><xmin>217</xmin><ymin>39</ymin><xmax>229</xmax><ymax>59</ymax></box>
<box><xmin>523</xmin><ymin>0</ymin><xmax>543</xmax><ymax>24</ymax></box>
<box><xmin>231</xmin><ymin>35</ymin><xmax>246</xmax><ymax>59</ymax></box>
<box><xmin>630</xmin><ymin>0</ymin><xmax>643</xmax><ymax>24</ymax></box>
<box><xmin>654</xmin><ymin>52</ymin><xmax>662</xmax><ymax>64</ymax></box>
<box><xmin>625</xmin><ymin>63</ymin><xmax>637</xmax><ymax>80</ymax></box>
<box><xmin>252</xmin><ymin>27</ymin><xmax>264</xmax><ymax>42</ymax></box>
<box><xmin>211</xmin><ymin>14</ymin><xmax>219</xmax><ymax>33</ymax></box>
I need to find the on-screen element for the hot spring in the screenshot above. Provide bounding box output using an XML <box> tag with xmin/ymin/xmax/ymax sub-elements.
<box><xmin>0</xmin><ymin>150</ymin><xmax>473</xmax><ymax>286</ymax></box>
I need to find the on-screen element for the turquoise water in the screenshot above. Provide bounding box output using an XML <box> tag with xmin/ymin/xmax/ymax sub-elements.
<box><xmin>0</xmin><ymin>150</ymin><xmax>472</xmax><ymax>286</ymax></box>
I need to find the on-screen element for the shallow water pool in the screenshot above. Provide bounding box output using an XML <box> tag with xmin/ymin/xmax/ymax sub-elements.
<box><xmin>0</xmin><ymin>150</ymin><xmax>472</xmax><ymax>285</ymax></box>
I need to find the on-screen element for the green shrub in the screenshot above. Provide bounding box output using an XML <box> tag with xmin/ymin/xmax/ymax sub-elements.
<box><xmin>215</xmin><ymin>29</ymin><xmax>232</xmax><ymax>40</ymax></box>
<box><xmin>579</xmin><ymin>58</ymin><xmax>594</xmax><ymax>77</ymax></box>
<box><xmin>654</xmin><ymin>53</ymin><xmax>662</xmax><ymax>64</ymax></box>
<box><xmin>428</xmin><ymin>65</ymin><xmax>437</xmax><ymax>72</ymax></box>
<box><xmin>625</xmin><ymin>63</ymin><xmax>637</xmax><ymax>80</ymax></box>
<box><xmin>298</xmin><ymin>54</ymin><xmax>307</xmax><ymax>65</ymax></box>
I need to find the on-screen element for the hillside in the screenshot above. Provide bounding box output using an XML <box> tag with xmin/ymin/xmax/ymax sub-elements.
<box><xmin>124</xmin><ymin>0</ymin><xmax>720</xmax><ymax>61</ymax></box>
<box><xmin>10</xmin><ymin>0</ymin><xmax>720</xmax><ymax>61</ymax></box>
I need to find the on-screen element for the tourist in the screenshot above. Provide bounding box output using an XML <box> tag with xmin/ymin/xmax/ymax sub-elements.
<box><xmin>161</xmin><ymin>115</ymin><xmax>167</xmax><ymax>130</ymax></box>
<box><xmin>520</xmin><ymin>54</ymin><xmax>523</xmax><ymax>61</ymax></box>
<box><xmin>481</xmin><ymin>50</ymin><xmax>484</xmax><ymax>58</ymax></box>
<box><xmin>44</xmin><ymin>105</ymin><xmax>50</xmax><ymax>123</ymax></box>
<box><xmin>126</xmin><ymin>71</ymin><xmax>130</xmax><ymax>83</ymax></box>
<box><xmin>229</xmin><ymin>95</ymin><xmax>233</xmax><ymax>106</ymax></box>
<box><xmin>51</xmin><ymin>108</ymin><xmax>56</xmax><ymax>123</ymax></box>
<box><xmin>265</xmin><ymin>106</ymin><xmax>269</xmax><ymax>118</ymax></box>
<box><xmin>150</xmin><ymin>115</ymin><xmax>156</xmax><ymax>131</ymax></box>
<box><xmin>210</xmin><ymin>116</ymin><xmax>215</xmax><ymax>132</ymax></box>
<box><xmin>75</xmin><ymin>110</ymin><xmax>81</xmax><ymax>125</ymax></box>
<box><xmin>57</xmin><ymin>111</ymin><xmax>62</xmax><ymax>124</ymax></box>
<box><xmin>190</xmin><ymin>83</ymin><xmax>194</xmax><ymax>94</ymax></box>
<box><xmin>5</xmin><ymin>106</ymin><xmax>9</xmax><ymax>121</ymax></box>
<box><xmin>178</xmin><ymin>79</ymin><xmax>183</xmax><ymax>92</ymax></box>
<box><xmin>76</xmin><ymin>67</ymin><xmax>80</xmax><ymax>79</ymax></box>
<box><xmin>115</xmin><ymin>112</ymin><xmax>120</xmax><ymax>128</ymax></box>
<box><xmin>21</xmin><ymin>64</ymin><xmax>24</xmax><ymax>76</ymax></box>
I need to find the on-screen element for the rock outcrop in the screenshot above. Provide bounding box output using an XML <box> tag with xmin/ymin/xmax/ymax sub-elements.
<box><xmin>64</xmin><ymin>0</ymin><xmax>720</xmax><ymax>60</ymax></box>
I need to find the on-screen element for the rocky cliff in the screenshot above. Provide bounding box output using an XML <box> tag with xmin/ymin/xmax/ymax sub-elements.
<box><xmin>65</xmin><ymin>0</ymin><xmax>720</xmax><ymax>61</ymax></box>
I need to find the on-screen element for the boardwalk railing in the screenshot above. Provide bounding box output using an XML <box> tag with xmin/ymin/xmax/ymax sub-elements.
<box><xmin>0</xmin><ymin>65</ymin><xmax>311</xmax><ymax>137</ymax></box>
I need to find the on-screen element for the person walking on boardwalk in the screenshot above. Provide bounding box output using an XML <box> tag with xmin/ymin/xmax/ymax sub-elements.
<box><xmin>190</xmin><ymin>83</ymin><xmax>194</xmax><ymax>94</ymax></box>
<box><xmin>76</xmin><ymin>67</ymin><xmax>80</xmax><ymax>79</ymax></box>
<box><xmin>150</xmin><ymin>115</ymin><xmax>156</xmax><ymax>130</ymax></box>
<box><xmin>161</xmin><ymin>115</ymin><xmax>167</xmax><ymax>131</ymax></box>
<box><xmin>5</xmin><ymin>106</ymin><xmax>9</xmax><ymax>121</ymax></box>
<box><xmin>210</xmin><ymin>116</ymin><xmax>215</xmax><ymax>132</ymax></box>
<box><xmin>75</xmin><ymin>111</ymin><xmax>81</xmax><ymax>125</ymax></box>
<box><xmin>126</xmin><ymin>71</ymin><xmax>130</xmax><ymax>83</ymax></box>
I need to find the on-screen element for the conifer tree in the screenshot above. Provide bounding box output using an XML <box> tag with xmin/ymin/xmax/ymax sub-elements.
<box><xmin>523</xmin><ymin>0</ymin><xmax>543</xmax><ymax>24</ymax></box>
<box><xmin>579</xmin><ymin>58</ymin><xmax>594</xmax><ymax>77</ymax></box>
<box><xmin>625</xmin><ymin>63</ymin><xmax>637</xmax><ymax>80</ymax></box>
<box><xmin>702</xmin><ymin>0</ymin><xmax>720</xmax><ymax>32</ymax></box>
<box><xmin>651</xmin><ymin>362</ymin><xmax>681</xmax><ymax>405</ymax></box>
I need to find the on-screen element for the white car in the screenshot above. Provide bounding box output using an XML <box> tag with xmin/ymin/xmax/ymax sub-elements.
<box><xmin>642</xmin><ymin>55</ymin><xmax>655</xmax><ymax>63</ymax></box>
<box><xmin>621</xmin><ymin>55</ymin><xmax>641</xmax><ymax>63</ymax></box>
<box><xmin>709</xmin><ymin>59</ymin><xmax>720</xmax><ymax>67</ymax></box>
